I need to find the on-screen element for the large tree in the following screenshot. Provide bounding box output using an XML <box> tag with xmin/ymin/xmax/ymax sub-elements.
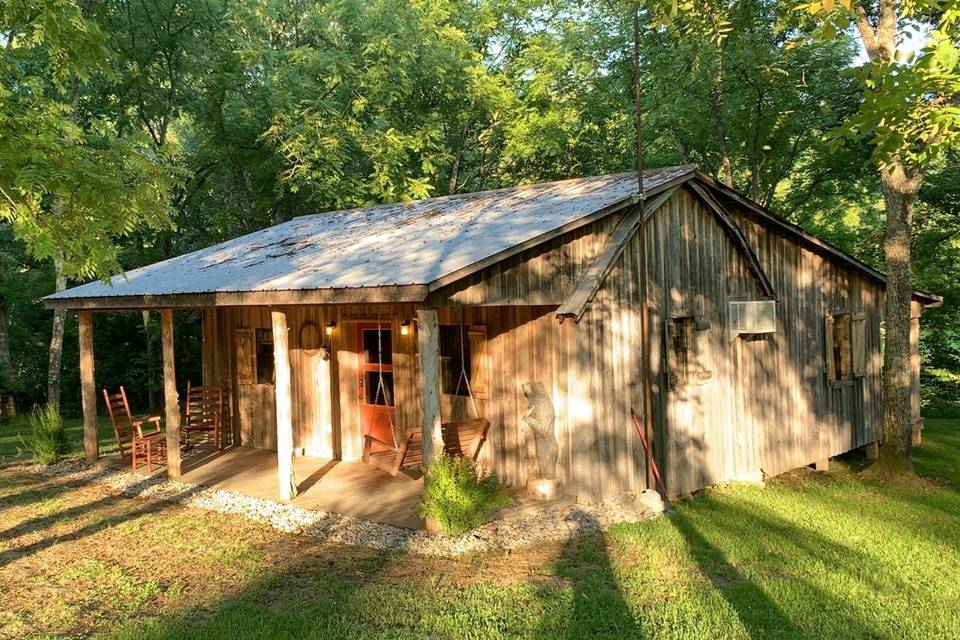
<box><xmin>804</xmin><ymin>0</ymin><xmax>960</xmax><ymax>473</ymax></box>
<box><xmin>0</xmin><ymin>1</ymin><xmax>175</xmax><ymax>410</ymax></box>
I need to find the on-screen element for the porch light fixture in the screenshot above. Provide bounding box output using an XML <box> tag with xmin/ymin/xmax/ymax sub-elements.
<box><xmin>400</xmin><ymin>319</ymin><xmax>412</xmax><ymax>336</ymax></box>
<box><xmin>325</xmin><ymin>321</ymin><xmax>337</xmax><ymax>336</ymax></box>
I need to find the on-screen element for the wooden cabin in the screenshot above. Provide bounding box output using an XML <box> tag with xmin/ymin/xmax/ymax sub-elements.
<box><xmin>45</xmin><ymin>166</ymin><xmax>941</xmax><ymax>503</ymax></box>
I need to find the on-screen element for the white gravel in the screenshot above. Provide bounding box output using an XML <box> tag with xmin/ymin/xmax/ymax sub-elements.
<box><xmin>29</xmin><ymin>461</ymin><xmax>658</xmax><ymax>557</ymax></box>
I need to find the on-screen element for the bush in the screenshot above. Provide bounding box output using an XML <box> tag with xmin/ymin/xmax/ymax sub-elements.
<box><xmin>25</xmin><ymin>405</ymin><xmax>70</xmax><ymax>465</ymax></box>
<box><xmin>420</xmin><ymin>455</ymin><xmax>510</xmax><ymax>536</ymax></box>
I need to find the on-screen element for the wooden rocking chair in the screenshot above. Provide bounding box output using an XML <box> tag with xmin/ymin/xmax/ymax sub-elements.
<box><xmin>362</xmin><ymin>417</ymin><xmax>490</xmax><ymax>477</ymax></box>
<box><xmin>102</xmin><ymin>386</ymin><xmax>167</xmax><ymax>472</ymax></box>
<box><xmin>182</xmin><ymin>381</ymin><xmax>224</xmax><ymax>450</ymax></box>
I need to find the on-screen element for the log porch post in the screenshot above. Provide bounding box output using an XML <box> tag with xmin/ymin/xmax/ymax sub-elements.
<box><xmin>78</xmin><ymin>311</ymin><xmax>98</xmax><ymax>463</ymax></box>
<box><xmin>160</xmin><ymin>309</ymin><xmax>182</xmax><ymax>477</ymax></box>
<box><xmin>272</xmin><ymin>309</ymin><xmax>297</xmax><ymax>500</ymax></box>
<box><xmin>416</xmin><ymin>307</ymin><xmax>444</xmax><ymax>466</ymax></box>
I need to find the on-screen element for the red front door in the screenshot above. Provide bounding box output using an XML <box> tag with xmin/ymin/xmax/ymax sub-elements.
<box><xmin>357</xmin><ymin>322</ymin><xmax>396</xmax><ymax>450</ymax></box>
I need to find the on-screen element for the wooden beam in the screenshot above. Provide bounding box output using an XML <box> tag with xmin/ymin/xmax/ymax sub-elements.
<box><xmin>42</xmin><ymin>284</ymin><xmax>431</xmax><ymax>312</ymax></box>
<box><xmin>556</xmin><ymin>187</ymin><xmax>677</xmax><ymax>322</ymax></box>
<box><xmin>272</xmin><ymin>309</ymin><xmax>298</xmax><ymax>500</ymax></box>
<box><xmin>687</xmin><ymin>181</ymin><xmax>776</xmax><ymax>299</ymax></box>
<box><xmin>160</xmin><ymin>309</ymin><xmax>182</xmax><ymax>477</ymax></box>
<box><xmin>78</xmin><ymin>311</ymin><xmax>98</xmax><ymax>463</ymax></box>
<box><xmin>416</xmin><ymin>307</ymin><xmax>444</xmax><ymax>466</ymax></box>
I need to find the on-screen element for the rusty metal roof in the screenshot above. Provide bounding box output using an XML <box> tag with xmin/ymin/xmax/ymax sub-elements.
<box><xmin>46</xmin><ymin>166</ymin><xmax>693</xmax><ymax>303</ymax></box>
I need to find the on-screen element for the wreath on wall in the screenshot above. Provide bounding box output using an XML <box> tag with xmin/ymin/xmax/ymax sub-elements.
<box><xmin>299</xmin><ymin>320</ymin><xmax>330</xmax><ymax>360</ymax></box>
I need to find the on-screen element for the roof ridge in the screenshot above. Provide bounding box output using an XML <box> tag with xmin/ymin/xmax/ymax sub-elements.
<box><xmin>292</xmin><ymin>165</ymin><xmax>690</xmax><ymax>221</ymax></box>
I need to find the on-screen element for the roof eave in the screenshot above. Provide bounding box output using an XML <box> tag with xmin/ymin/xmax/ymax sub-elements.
<box><xmin>41</xmin><ymin>284</ymin><xmax>431</xmax><ymax>312</ymax></box>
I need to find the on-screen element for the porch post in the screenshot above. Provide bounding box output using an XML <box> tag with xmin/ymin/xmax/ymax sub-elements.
<box><xmin>416</xmin><ymin>307</ymin><xmax>444</xmax><ymax>466</ymax></box>
<box><xmin>272</xmin><ymin>309</ymin><xmax>297</xmax><ymax>500</ymax></box>
<box><xmin>78</xmin><ymin>311</ymin><xmax>98</xmax><ymax>463</ymax></box>
<box><xmin>160</xmin><ymin>309</ymin><xmax>182</xmax><ymax>477</ymax></box>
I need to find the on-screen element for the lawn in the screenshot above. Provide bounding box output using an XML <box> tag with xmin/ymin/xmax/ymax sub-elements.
<box><xmin>0</xmin><ymin>415</ymin><xmax>117</xmax><ymax>461</ymax></box>
<box><xmin>0</xmin><ymin>418</ymin><xmax>958</xmax><ymax>639</ymax></box>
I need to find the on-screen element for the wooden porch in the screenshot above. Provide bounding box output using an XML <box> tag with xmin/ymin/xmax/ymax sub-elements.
<box><xmin>102</xmin><ymin>444</ymin><xmax>426</xmax><ymax>529</ymax></box>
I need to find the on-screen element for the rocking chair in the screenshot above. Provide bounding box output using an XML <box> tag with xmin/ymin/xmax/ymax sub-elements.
<box><xmin>102</xmin><ymin>386</ymin><xmax>167</xmax><ymax>472</ymax></box>
<box><xmin>182</xmin><ymin>381</ymin><xmax>224</xmax><ymax>450</ymax></box>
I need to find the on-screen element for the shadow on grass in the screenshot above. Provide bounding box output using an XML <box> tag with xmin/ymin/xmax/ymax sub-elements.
<box><xmin>0</xmin><ymin>476</ymin><xmax>200</xmax><ymax>566</ymax></box>
<box><xmin>103</xmin><ymin>547</ymin><xmax>399</xmax><ymax>640</ymax></box>
<box><xmin>0</xmin><ymin>471</ymin><xmax>107</xmax><ymax>514</ymax></box>
<box><xmin>537</xmin><ymin>512</ymin><xmax>643</xmax><ymax>639</ymax></box>
<box><xmin>672</xmin><ymin>510</ymin><xmax>802</xmax><ymax>639</ymax></box>
<box><xmin>670</xmin><ymin>496</ymin><xmax>890</xmax><ymax>640</ymax></box>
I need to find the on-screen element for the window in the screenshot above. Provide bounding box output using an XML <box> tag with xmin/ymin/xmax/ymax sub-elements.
<box><xmin>825</xmin><ymin>312</ymin><xmax>866</xmax><ymax>384</ymax></box>
<box><xmin>255</xmin><ymin>328</ymin><xmax>274</xmax><ymax>384</ymax></box>
<box><xmin>363</xmin><ymin>371</ymin><xmax>394</xmax><ymax>406</ymax></box>
<box><xmin>439</xmin><ymin>325</ymin><xmax>488</xmax><ymax>398</ymax></box>
<box><xmin>669</xmin><ymin>317</ymin><xmax>696</xmax><ymax>387</ymax></box>
<box><xmin>362</xmin><ymin>328</ymin><xmax>393</xmax><ymax>365</ymax></box>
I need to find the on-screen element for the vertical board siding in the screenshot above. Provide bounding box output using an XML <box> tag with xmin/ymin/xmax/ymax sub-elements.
<box><xmin>725</xmin><ymin>198</ymin><xmax>884</xmax><ymax>478</ymax></box>
<box><xmin>194</xmin><ymin>184</ymin><xmax>893</xmax><ymax>504</ymax></box>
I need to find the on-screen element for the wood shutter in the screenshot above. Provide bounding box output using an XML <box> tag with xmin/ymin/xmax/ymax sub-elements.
<box><xmin>824</xmin><ymin>314</ymin><xmax>836</xmax><ymax>384</ymax></box>
<box><xmin>235</xmin><ymin>329</ymin><xmax>256</xmax><ymax>385</ymax></box>
<box><xmin>852</xmin><ymin>314</ymin><xmax>866</xmax><ymax>377</ymax></box>
<box><xmin>468</xmin><ymin>325</ymin><xmax>490</xmax><ymax>399</ymax></box>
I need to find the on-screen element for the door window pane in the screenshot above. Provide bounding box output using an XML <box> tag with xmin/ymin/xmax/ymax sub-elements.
<box><xmin>362</xmin><ymin>328</ymin><xmax>393</xmax><ymax>364</ymax></box>
<box><xmin>363</xmin><ymin>371</ymin><xmax>394</xmax><ymax>406</ymax></box>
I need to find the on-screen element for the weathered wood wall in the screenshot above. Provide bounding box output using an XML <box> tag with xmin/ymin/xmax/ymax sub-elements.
<box><xmin>197</xmin><ymin>182</ymin><xmax>912</xmax><ymax>503</ymax></box>
<box><xmin>724</xmin><ymin>195</ymin><xmax>886</xmax><ymax>479</ymax></box>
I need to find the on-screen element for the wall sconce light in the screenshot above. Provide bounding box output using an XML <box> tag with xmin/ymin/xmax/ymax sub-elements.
<box><xmin>400</xmin><ymin>319</ymin><xmax>412</xmax><ymax>336</ymax></box>
<box><xmin>325</xmin><ymin>321</ymin><xmax>337</xmax><ymax>336</ymax></box>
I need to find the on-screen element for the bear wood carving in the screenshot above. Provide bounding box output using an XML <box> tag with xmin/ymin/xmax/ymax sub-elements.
<box><xmin>521</xmin><ymin>381</ymin><xmax>558</xmax><ymax>480</ymax></box>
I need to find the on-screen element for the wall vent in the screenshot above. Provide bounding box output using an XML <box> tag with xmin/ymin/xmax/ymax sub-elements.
<box><xmin>729</xmin><ymin>300</ymin><xmax>776</xmax><ymax>340</ymax></box>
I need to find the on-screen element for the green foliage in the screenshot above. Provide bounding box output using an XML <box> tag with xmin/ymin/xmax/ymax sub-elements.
<box><xmin>420</xmin><ymin>454</ymin><xmax>510</xmax><ymax>536</ymax></box>
<box><xmin>921</xmin><ymin>368</ymin><xmax>960</xmax><ymax>417</ymax></box>
<box><xmin>25</xmin><ymin>404</ymin><xmax>70</xmax><ymax>464</ymax></box>
<box><xmin>0</xmin><ymin>0</ymin><xmax>955</xmax><ymax>413</ymax></box>
<box><xmin>802</xmin><ymin>0</ymin><xmax>960</xmax><ymax>172</ymax></box>
<box><xmin>0</xmin><ymin>0</ymin><xmax>178</xmax><ymax>281</ymax></box>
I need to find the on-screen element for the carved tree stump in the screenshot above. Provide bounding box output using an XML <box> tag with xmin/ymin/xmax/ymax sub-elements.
<box><xmin>522</xmin><ymin>381</ymin><xmax>558</xmax><ymax>480</ymax></box>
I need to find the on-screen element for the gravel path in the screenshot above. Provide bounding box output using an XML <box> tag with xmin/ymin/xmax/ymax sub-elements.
<box><xmin>29</xmin><ymin>461</ymin><xmax>659</xmax><ymax>557</ymax></box>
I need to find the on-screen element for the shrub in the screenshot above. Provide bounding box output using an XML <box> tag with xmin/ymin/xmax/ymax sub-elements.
<box><xmin>420</xmin><ymin>455</ymin><xmax>510</xmax><ymax>536</ymax></box>
<box><xmin>25</xmin><ymin>404</ymin><xmax>70</xmax><ymax>465</ymax></box>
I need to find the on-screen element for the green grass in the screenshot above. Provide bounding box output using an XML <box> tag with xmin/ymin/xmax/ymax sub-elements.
<box><xmin>2</xmin><ymin>417</ymin><xmax>958</xmax><ymax>639</ymax></box>
<box><xmin>913</xmin><ymin>418</ymin><xmax>960</xmax><ymax>486</ymax></box>
<box><xmin>0</xmin><ymin>414</ymin><xmax>116</xmax><ymax>461</ymax></box>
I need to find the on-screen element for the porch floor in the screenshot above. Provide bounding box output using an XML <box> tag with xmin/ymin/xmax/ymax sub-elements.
<box><xmin>103</xmin><ymin>445</ymin><xmax>425</xmax><ymax>529</ymax></box>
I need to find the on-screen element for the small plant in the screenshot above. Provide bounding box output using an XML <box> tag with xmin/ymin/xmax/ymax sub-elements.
<box><xmin>420</xmin><ymin>454</ymin><xmax>510</xmax><ymax>536</ymax></box>
<box><xmin>26</xmin><ymin>404</ymin><xmax>70</xmax><ymax>465</ymax></box>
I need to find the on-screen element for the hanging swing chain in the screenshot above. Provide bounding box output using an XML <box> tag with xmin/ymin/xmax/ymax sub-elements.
<box><xmin>452</xmin><ymin>307</ymin><xmax>480</xmax><ymax>419</ymax></box>
<box><xmin>368</xmin><ymin>311</ymin><xmax>399</xmax><ymax>450</ymax></box>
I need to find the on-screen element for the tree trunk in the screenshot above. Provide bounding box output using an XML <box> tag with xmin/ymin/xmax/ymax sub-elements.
<box><xmin>851</xmin><ymin>1</ymin><xmax>923</xmax><ymax>475</ymax></box>
<box><xmin>876</xmin><ymin>162</ymin><xmax>922</xmax><ymax>471</ymax></box>
<box><xmin>0</xmin><ymin>294</ymin><xmax>14</xmax><ymax>419</ymax></box>
<box><xmin>46</xmin><ymin>254</ymin><xmax>67</xmax><ymax>412</ymax></box>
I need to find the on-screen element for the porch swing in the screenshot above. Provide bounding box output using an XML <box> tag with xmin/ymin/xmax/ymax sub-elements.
<box><xmin>362</xmin><ymin>312</ymin><xmax>491</xmax><ymax>477</ymax></box>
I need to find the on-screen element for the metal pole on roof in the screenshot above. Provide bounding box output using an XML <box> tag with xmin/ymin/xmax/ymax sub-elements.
<box><xmin>632</xmin><ymin>4</ymin><xmax>658</xmax><ymax>496</ymax></box>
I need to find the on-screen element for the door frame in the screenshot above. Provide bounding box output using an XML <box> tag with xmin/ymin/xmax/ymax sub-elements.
<box><xmin>355</xmin><ymin>321</ymin><xmax>398</xmax><ymax>450</ymax></box>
